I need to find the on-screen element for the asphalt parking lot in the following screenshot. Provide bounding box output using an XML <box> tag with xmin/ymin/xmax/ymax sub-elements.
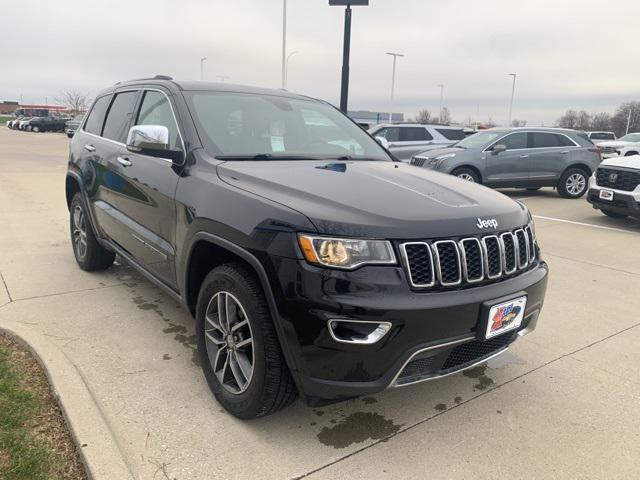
<box><xmin>1</xmin><ymin>128</ymin><xmax>639</xmax><ymax>480</ymax></box>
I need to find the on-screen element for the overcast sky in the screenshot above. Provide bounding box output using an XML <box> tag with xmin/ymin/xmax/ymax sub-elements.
<box><xmin>2</xmin><ymin>0</ymin><xmax>639</xmax><ymax>125</ymax></box>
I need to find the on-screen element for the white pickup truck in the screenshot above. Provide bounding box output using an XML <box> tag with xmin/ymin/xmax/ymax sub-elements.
<box><xmin>596</xmin><ymin>133</ymin><xmax>640</xmax><ymax>158</ymax></box>
<box><xmin>587</xmin><ymin>154</ymin><xmax>640</xmax><ymax>219</ymax></box>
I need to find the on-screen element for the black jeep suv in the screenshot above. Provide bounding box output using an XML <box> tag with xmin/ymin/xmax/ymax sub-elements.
<box><xmin>65</xmin><ymin>76</ymin><xmax>548</xmax><ymax>418</ymax></box>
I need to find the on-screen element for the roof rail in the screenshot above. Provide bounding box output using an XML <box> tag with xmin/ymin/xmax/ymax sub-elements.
<box><xmin>114</xmin><ymin>74</ymin><xmax>174</xmax><ymax>85</ymax></box>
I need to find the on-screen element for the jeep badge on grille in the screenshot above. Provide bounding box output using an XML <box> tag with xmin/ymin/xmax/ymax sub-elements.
<box><xmin>476</xmin><ymin>218</ymin><xmax>499</xmax><ymax>229</ymax></box>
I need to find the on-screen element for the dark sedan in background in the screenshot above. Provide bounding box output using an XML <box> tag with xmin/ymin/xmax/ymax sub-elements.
<box><xmin>410</xmin><ymin>127</ymin><xmax>602</xmax><ymax>198</ymax></box>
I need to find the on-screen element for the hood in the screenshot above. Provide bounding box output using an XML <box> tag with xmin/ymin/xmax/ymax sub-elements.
<box><xmin>217</xmin><ymin>160</ymin><xmax>529</xmax><ymax>239</ymax></box>
<box><xmin>597</xmin><ymin>140</ymin><xmax>636</xmax><ymax>148</ymax></box>
<box><xmin>600</xmin><ymin>155</ymin><xmax>640</xmax><ymax>169</ymax></box>
<box><xmin>414</xmin><ymin>146</ymin><xmax>464</xmax><ymax>158</ymax></box>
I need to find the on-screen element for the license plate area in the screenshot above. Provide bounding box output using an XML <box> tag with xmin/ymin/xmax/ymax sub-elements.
<box><xmin>479</xmin><ymin>295</ymin><xmax>527</xmax><ymax>340</ymax></box>
<box><xmin>599</xmin><ymin>189</ymin><xmax>614</xmax><ymax>201</ymax></box>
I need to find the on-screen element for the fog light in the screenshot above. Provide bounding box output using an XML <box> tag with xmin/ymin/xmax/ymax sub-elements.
<box><xmin>328</xmin><ymin>320</ymin><xmax>391</xmax><ymax>345</ymax></box>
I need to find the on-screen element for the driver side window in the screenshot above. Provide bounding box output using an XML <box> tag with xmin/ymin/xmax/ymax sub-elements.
<box><xmin>496</xmin><ymin>132</ymin><xmax>528</xmax><ymax>150</ymax></box>
<box><xmin>136</xmin><ymin>91</ymin><xmax>182</xmax><ymax>150</ymax></box>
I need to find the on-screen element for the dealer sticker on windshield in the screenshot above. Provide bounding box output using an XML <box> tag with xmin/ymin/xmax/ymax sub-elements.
<box><xmin>599</xmin><ymin>189</ymin><xmax>614</xmax><ymax>201</ymax></box>
<box><xmin>485</xmin><ymin>296</ymin><xmax>527</xmax><ymax>339</ymax></box>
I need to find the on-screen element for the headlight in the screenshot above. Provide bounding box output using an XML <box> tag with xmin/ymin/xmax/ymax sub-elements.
<box><xmin>435</xmin><ymin>153</ymin><xmax>456</xmax><ymax>161</ymax></box>
<box><xmin>298</xmin><ymin>235</ymin><xmax>396</xmax><ymax>269</ymax></box>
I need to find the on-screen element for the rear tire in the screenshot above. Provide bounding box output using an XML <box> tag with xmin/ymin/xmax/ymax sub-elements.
<box><xmin>625</xmin><ymin>151</ymin><xmax>637</xmax><ymax>156</ymax></box>
<box><xmin>32</xmin><ymin>126</ymin><xmax>39</xmax><ymax>133</ymax></box>
<box><xmin>196</xmin><ymin>263</ymin><xmax>297</xmax><ymax>419</ymax></box>
<box><xmin>601</xmin><ymin>209</ymin><xmax>627</xmax><ymax>219</ymax></box>
<box><xmin>558</xmin><ymin>168</ymin><xmax>588</xmax><ymax>198</ymax></box>
<box><xmin>452</xmin><ymin>167</ymin><xmax>480</xmax><ymax>183</ymax></box>
<box><xmin>69</xmin><ymin>193</ymin><xmax>115</xmax><ymax>271</ymax></box>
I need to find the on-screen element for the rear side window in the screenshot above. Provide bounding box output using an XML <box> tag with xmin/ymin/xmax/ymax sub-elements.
<box><xmin>83</xmin><ymin>95</ymin><xmax>111</xmax><ymax>135</ymax></box>
<box><xmin>102</xmin><ymin>91</ymin><xmax>139</xmax><ymax>143</ymax></box>
<box><xmin>530</xmin><ymin>132</ymin><xmax>575</xmax><ymax>148</ymax></box>
<box><xmin>136</xmin><ymin>91</ymin><xmax>182</xmax><ymax>150</ymax></box>
<box><xmin>436</xmin><ymin>128</ymin><xmax>465</xmax><ymax>141</ymax></box>
<box><xmin>399</xmin><ymin>127</ymin><xmax>432</xmax><ymax>141</ymax></box>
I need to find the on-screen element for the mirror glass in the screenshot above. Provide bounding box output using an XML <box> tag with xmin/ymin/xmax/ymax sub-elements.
<box><xmin>127</xmin><ymin>125</ymin><xmax>170</xmax><ymax>152</ymax></box>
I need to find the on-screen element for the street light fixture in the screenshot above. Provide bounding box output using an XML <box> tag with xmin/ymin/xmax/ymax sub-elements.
<box><xmin>437</xmin><ymin>84</ymin><xmax>444</xmax><ymax>123</ymax></box>
<box><xmin>508</xmin><ymin>73</ymin><xmax>517</xmax><ymax>125</ymax></box>
<box><xmin>200</xmin><ymin>57</ymin><xmax>207</xmax><ymax>80</ymax></box>
<box><xmin>285</xmin><ymin>51</ymin><xmax>299</xmax><ymax>89</ymax></box>
<box><xmin>386</xmin><ymin>52</ymin><xmax>404</xmax><ymax>123</ymax></box>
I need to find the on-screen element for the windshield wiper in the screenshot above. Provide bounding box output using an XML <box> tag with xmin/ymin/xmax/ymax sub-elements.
<box><xmin>216</xmin><ymin>154</ymin><xmax>321</xmax><ymax>161</ymax></box>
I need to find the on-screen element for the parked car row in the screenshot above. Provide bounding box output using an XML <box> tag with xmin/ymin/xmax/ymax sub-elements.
<box><xmin>368</xmin><ymin>123</ymin><xmax>467</xmax><ymax>161</ymax></box>
<box><xmin>6</xmin><ymin>116</ymin><xmax>69</xmax><ymax>132</ymax></box>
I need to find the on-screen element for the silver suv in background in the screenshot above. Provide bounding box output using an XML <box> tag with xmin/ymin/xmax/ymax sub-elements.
<box><xmin>411</xmin><ymin>127</ymin><xmax>601</xmax><ymax>198</ymax></box>
<box><xmin>586</xmin><ymin>131</ymin><xmax>616</xmax><ymax>144</ymax></box>
<box><xmin>368</xmin><ymin>123</ymin><xmax>466</xmax><ymax>161</ymax></box>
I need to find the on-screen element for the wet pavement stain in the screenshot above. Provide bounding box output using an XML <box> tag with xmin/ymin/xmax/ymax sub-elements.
<box><xmin>434</xmin><ymin>403</ymin><xmax>447</xmax><ymax>412</ymax></box>
<box><xmin>454</xmin><ymin>396</ymin><xmax>463</xmax><ymax>405</ymax></box>
<box><xmin>314</xmin><ymin>410</ymin><xmax>325</xmax><ymax>417</ymax></box>
<box><xmin>162</xmin><ymin>354</ymin><xmax>171</xmax><ymax>360</ymax></box>
<box><xmin>361</xmin><ymin>397</ymin><xmax>378</xmax><ymax>405</ymax></box>
<box><xmin>317</xmin><ymin>412</ymin><xmax>402</xmax><ymax>449</ymax></box>
<box><xmin>463</xmin><ymin>365</ymin><xmax>495</xmax><ymax>391</ymax></box>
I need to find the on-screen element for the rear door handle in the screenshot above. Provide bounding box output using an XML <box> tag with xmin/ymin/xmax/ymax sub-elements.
<box><xmin>560</xmin><ymin>151</ymin><xmax>570</xmax><ymax>154</ymax></box>
<box><xmin>84</xmin><ymin>144</ymin><xmax>96</xmax><ymax>152</ymax></box>
<box><xmin>519</xmin><ymin>154</ymin><xmax>529</xmax><ymax>158</ymax></box>
<box><xmin>117</xmin><ymin>156</ymin><xmax>132</xmax><ymax>167</ymax></box>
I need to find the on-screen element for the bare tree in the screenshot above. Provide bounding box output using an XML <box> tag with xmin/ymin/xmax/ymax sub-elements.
<box><xmin>556</xmin><ymin>110</ymin><xmax>579</xmax><ymax>129</ymax></box>
<box><xmin>591</xmin><ymin>112</ymin><xmax>612</xmax><ymax>131</ymax></box>
<box><xmin>511</xmin><ymin>119</ymin><xmax>527</xmax><ymax>127</ymax></box>
<box><xmin>55</xmin><ymin>90</ymin><xmax>91</xmax><ymax>115</ymax></box>
<box><xmin>576</xmin><ymin>110</ymin><xmax>592</xmax><ymax>131</ymax></box>
<box><xmin>413</xmin><ymin>108</ymin><xmax>432</xmax><ymax>124</ymax></box>
<box><xmin>436</xmin><ymin>107</ymin><xmax>452</xmax><ymax>125</ymax></box>
<box><xmin>611</xmin><ymin>102</ymin><xmax>640</xmax><ymax>137</ymax></box>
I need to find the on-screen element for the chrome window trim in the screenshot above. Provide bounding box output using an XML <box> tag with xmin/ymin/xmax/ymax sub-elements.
<box><xmin>78</xmin><ymin>87</ymin><xmax>186</xmax><ymax>165</ymax></box>
<box><xmin>400</xmin><ymin>242</ymin><xmax>435</xmax><ymax>288</ymax></box>
<box><xmin>514</xmin><ymin>228</ymin><xmax>530</xmax><ymax>269</ymax></box>
<box><xmin>432</xmin><ymin>240</ymin><xmax>462</xmax><ymax>286</ymax></box>
<box><xmin>481</xmin><ymin>235</ymin><xmax>503</xmax><ymax>279</ymax></box>
<box><xmin>483</xmin><ymin>130</ymin><xmax>580</xmax><ymax>153</ymax></box>
<box><xmin>500</xmin><ymin>232</ymin><xmax>518</xmax><ymax>275</ymax></box>
<box><xmin>458</xmin><ymin>238</ymin><xmax>484</xmax><ymax>283</ymax></box>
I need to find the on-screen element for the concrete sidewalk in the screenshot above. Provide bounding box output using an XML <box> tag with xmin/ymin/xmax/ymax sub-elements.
<box><xmin>1</xmin><ymin>128</ymin><xmax>639</xmax><ymax>479</ymax></box>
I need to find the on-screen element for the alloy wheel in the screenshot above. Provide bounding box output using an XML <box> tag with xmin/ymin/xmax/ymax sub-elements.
<box><xmin>72</xmin><ymin>205</ymin><xmax>88</xmax><ymax>260</ymax></box>
<box><xmin>566</xmin><ymin>173</ymin><xmax>586</xmax><ymax>196</ymax></box>
<box><xmin>204</xmin><ymin>291</ymin><xmax>254</xmax><ymax>394</ymax></box>
<box><xmin>458</xmin><ymin>173</ymin><xmax>475</xmax><ymax>182</ymax></box>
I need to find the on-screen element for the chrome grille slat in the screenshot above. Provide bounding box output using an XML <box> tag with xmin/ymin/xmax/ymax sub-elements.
<box><xmin>401</xmin><ymin>224</ymin><xmax>537</xmax><ymax>289</ymax></box>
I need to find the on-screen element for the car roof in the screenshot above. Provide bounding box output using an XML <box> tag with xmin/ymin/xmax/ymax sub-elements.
<box><xmin>99</xmin><ymin>76</ymin><xmax>318</xmax><ymax>103</ymax></box>
<box><xmin>484</xmin><ymin>126</ymin><xmax>581</xmax><ymax>135</ymax></box>
<box><xmin>372</xmin><ymin>123</ymin><xmax>463</xmax><ymax>130</ymax></box>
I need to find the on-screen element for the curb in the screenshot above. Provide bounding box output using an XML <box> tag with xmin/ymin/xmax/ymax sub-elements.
<box><xmin>0</xmin><ymin>320</ymin><xmax>136</xmax><ymax>480</ymax></box>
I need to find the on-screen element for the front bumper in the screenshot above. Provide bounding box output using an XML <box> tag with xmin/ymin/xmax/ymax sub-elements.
<box><xmin>272</xmin><ymin>257</ymin><xmax>549</xmax><ymax>405</ymax></box>
<box><xmin>587</xmin><ymin>176</ymin><xmax>640</xmax><ymax>218</ymax></box>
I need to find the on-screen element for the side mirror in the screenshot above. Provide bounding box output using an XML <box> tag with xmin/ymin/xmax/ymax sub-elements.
<box><xmin>375</xmin><ymin>136</ymin><xmax>390</xmax><ymax>149</ymax></box>
<box><xmin>492</xmin><ymin>144</ymin><xmax>507</xmax><ymax>154</ymax></box>
<box><xmin>126</xmin><ymin>125</ymin><xmax>183</xmax><ymax>163</ymax></box>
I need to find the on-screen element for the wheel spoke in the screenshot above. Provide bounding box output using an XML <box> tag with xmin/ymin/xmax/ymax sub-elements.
<box><xmin>225</xmin><ymin>294</ymin><xmax>237</xmax><ymax>331</ymax></box>
<box><xmin>234</xmin><ymin>350</ymin><xmax>253</xmax><ymax>381</ymax></box>
<box><xmin>229</xmin><ymin>351</ymin><xmax>248</xmax><ymax>390</ymax></box>
<box><xmin>205</xmin><ymin>330</ymin><xmax>225</xmax><ymax>345</ymax></box>
<box><xmin>236</xmin><ymin>337</ymin><xmax>253</xmax><ymax>348</ymax></box>
<box><xmin>231</xmin><ymin>319</ymin><xmax>248</xmax><ymax>332</ymax></box>
<box><xmin>213</xmin><ymin>345</ymin><xmax>228</xmax><ymax>374</ymax></box>
<box><xmin>205</xmin><ymin>313</ymin><xmax>225</xmax><ymax>335</ymax></box>
<box><xmin>217</xmin><ymin>293</ymin><xmax>228</xmax><ymax>333</ymax></box>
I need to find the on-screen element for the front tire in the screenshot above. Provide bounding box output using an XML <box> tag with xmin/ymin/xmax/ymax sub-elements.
<box><xmin>601</xmin><ymin>209</ymin><xmax>627</xmax><ymax>219</ymax></box>
<box><xmin>196</xmin><ymin>263</ymin><xmax>297</xmax><ymax>419</ymax></box>
<box><xmin>32</xmin><ymin>126</ymin><xmax>39</xmax><ymax>132</ymax></box>
<box><xmin>69</xmin><ymin>193</ymin><xmax>115</xmax><ymax>271</ymax></box>
<box><xmin>452</xmin><ymin>167</ymin><xmax>480</xmax><ymax>183</ymax></box>
<box><xmin>558</xmin><ymin>168</ymin><xmax>588</xmax><ymax>198</ymax></box>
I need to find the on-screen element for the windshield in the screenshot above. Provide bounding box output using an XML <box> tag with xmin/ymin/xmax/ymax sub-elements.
<box><xmin>618</xmin><ymin>133</ymin><xmax>640</xmax><ymax>142</ymax></box>
<box><xmin>454</xmin><ymin>131</ymin><xmax>503</xmax><ymax>149</ymax></box>
<box><xmin>186</xmin><ymin>92</ymin><xmax>392</xmax><ymax>161</ymax></box>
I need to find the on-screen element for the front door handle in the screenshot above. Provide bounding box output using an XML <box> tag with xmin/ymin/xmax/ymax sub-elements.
<box><xmin>519</xmin><ymin>154</ymin><xmax>529</xmax><ymax>158</ymax></box>
<box><xmin>117</xmin><ymin>156</ymin><xmax>132</xmax><ymax>167</ymax></box>
<box><xmin>560</xmin><ymin>150</ymin><xmax>570</xmax><ymax>154</ymax></box>
<box><xmin>84</xmin><ymin>144</ymin><xmax>96</xmax><ymax>152</ymax></box>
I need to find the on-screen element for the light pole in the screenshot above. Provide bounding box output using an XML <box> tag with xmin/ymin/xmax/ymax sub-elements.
<box><xmin>200</xmin><ymin>57</ymin><xmax>207</xmax><ymax>80</ymax></box>
<box><xmin>284</xmin><ymin>51</ymin><xmax>298</xmax><ymax>89</ymax></box>
<box><xmin>281</xmin><ymin>0</ymin><xmax>287</xmax><ymax>89</ymax></box>
<box><xmin>437</xmin><ymin>84</ymin><xmax>444</xmax><ymax>123</ymax></box>
<box><xmin>508</xmin><ymin>73</ymin><xmax>517</xmax><ymax>125</ymax></box>
<box><xmin>386</xmin><ymin>52</ymin><xmax>404</xmax><ymax>122</ymax></box>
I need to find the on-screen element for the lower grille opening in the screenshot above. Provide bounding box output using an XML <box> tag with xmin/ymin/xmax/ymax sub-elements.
<box><xmin>441</xmin><ymin>334</ymin><xmax>514</xmax><ymax>371</ymax></box>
